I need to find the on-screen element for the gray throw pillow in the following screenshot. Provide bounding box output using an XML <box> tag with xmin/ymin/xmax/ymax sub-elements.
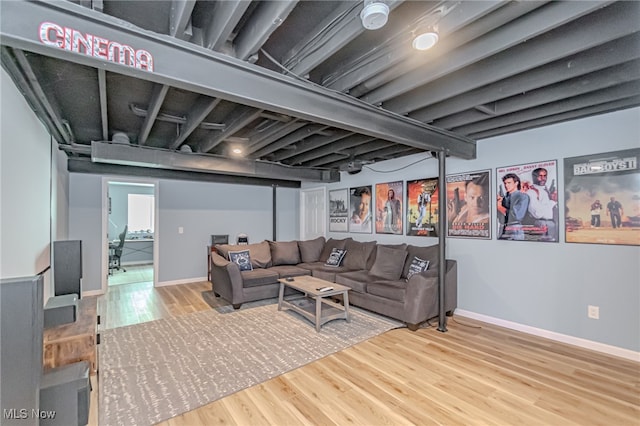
<box><xmin>369</xmin><ymin>245</ymin><xmax>408</xmax><ymax>280</ymax></box>
<box><xmin>268</xmin><ymin>240</ymin><xmax>301</xmax><ymax>265</ymax></box>
<box><xmin>343</xmin><ymin>240</ymin><xmax>377</xmax><ymax>270</ymax></box>
<box><xmin>298</xmin><ymin>236</ymin><xmax>325</xmax><ymax>263</ymax></box>
<box><xmin>325</xmin><ymin>248</ymin><xmax>347</xmax><ymax>267</ymax></box>
<box><xmin>406</xmin><ymin>256</ymin><xmax>429</xmax><ymax>281</ymax></box>
<box><xmin>228</xmin><ymin>250</ymin><xmax>253</xmax><ymax>271</ymax></box>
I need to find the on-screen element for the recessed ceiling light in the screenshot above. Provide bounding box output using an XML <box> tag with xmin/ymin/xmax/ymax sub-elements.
<box><xmin>412</xmin><ymin>31</ymin><xmax>439</xmax><ymax>50</ymax></box>
<box><xmin>232</xmin><ymin>148</ymin><xmax>243</xmax><ymax>155</ymax></box>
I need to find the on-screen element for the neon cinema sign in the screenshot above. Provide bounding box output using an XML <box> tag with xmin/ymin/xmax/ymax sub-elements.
<box><xmin>39</xmin><ymin>22</ymin><xmax>154</xmax><ymax>72</ymax></box>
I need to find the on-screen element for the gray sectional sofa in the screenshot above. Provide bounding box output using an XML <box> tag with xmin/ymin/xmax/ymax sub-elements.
<box><xmin>209</xmin><ymin>237</ymin><xmax>457</xmax><ymax>330</ymax></box>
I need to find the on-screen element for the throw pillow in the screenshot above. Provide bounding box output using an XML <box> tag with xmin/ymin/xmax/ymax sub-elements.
<box><xmin>319</xmin><ymin>238</ymin><xmax>352</xmax><ymax>262</ymax></box>
<box><xmin>324</xmin><ymin>248</ymin><xmax>347</xmax><ymax>267</ymax></box>
<box><xmin>228</xmin><ymin>250</ymin><xmax>253</xmax><ymax>271</ymax></box>
<box><xmin>298</xmin><ymin>236</ymin><xmax>325</xmax><ymax>263</ymax></box>
<box><xmin>268</xmin><ymin>240</ymin><xmax>301</xmax><ymax>265</ymax></box>
<box><xmin>406</xmin><ymin>256</ymin><xmax>430</xmax><ymax>281</ymax></box>
<box><xmin>369</xmin><ymin>245</ymin><xmax>408</xmax><ymax>281</ymax></box>
<box><xmin>343</xmin><ymin>240</ymin><xmax>377</xmax><ymax>270</ymax></box>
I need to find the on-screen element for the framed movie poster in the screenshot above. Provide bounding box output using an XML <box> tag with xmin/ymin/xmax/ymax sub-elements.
<box><xmin>406</xmin><ymin>178</ymin><xmax>439</xmax><ymax>237</ymax></box>
<box><xmin>446</xmin><ymin>170</ymin><xmax>491</xmax><ymax>239</ymax></box>
<box><xmin>329</xmin><ymin>188</ymin><xmax>349</xmax><ymax>232</ymax></box>
<box><xmin>349</xmin><ymin>185</ymin><xmax>373</xmax><ymax>233</ymax></box>
<box><xmin>564</xmin><ymin>148</ymin><xmax>640</xmax><ymax>246</ymax></box>
<box><xmin>496</xmin><ymin>160</ymin><xmax>559</xmax><ymax>242</ymax></box>
<box><xmin>375</xmin><ymin>181</ymin><xmax>403</xmax><ymax>234</ymax></box>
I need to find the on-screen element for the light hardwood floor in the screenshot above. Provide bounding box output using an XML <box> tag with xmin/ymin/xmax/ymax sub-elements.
<box><xmin>94</xmin><ymin>281</ymin><xmax>639</xmax><ymax>425</ymax></box>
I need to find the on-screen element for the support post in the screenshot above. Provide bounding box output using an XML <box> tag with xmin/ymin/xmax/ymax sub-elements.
<box><xmin>272</xmin><ymin>184</ymin><xmax>277</xmax><ymax>241</ymax></box>
<box><xmin>437</xmin><ymin>150</ymin><xmax>448</xmax><ymax>332</ymax></box>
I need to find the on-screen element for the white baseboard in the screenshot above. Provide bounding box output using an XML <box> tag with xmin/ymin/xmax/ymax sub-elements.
<box><xmin>156</xmin><ymin>276</ymin><xmax>208</xmax><ymax>287</ymax></box>
<box><xmin>455</xmin><ymin>309</ymin><xmax>640</xmax><ymax>363</ymax></box>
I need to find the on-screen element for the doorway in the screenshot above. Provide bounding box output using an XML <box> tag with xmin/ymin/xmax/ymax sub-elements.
<box><xmin>102</xmin><ymin>178</ymin><xmax>158</xmax><ymax>293</ymax></box>
<box><xmin>300</xmin><ymin>187</ymin><xmax>326</xmax><ymax>240</ymax></box>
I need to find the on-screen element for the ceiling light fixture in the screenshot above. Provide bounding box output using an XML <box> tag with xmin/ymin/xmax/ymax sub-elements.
<box><xmin>231</xmin><ymin>147</ymin><xmax>243</xmax><ymax>155</ymax></box>
<box><xmin>412</xmin><ymin>29</ymin><xmax>439</xmax><ymax>51</ymax></box>
<box><xmin>360</xmin><ymin>0</ymin><xmax>389</xmax><ymax>31</ymax></box>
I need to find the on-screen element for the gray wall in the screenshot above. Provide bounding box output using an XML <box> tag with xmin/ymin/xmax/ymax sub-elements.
<box><xmin>304</xmin><ymin>107</ymin><xmax>640</xmax><ymax>353</ymax></box>
<box><xmin>68</xmin><ymin>175</ymin><xmax>299</xmax><ymax>288</ymax></box>
<box><xmin>0</xmin><ymin>67</ymin><xmax>69</xmax><ymax>301</ymax></box>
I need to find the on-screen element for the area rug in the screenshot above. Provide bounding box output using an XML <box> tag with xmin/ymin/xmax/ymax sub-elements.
<box><xmin>98</xmin><ymin>301</ymin><xmax>403</xmax><ymax>425</ymax></box>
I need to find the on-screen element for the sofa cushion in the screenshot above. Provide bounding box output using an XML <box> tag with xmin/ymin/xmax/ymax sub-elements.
<box><xmin>298</xmin><ymin>236</ymin><xmax>325</xmax><ymax>263</ymax></box>
<box><xmin>240</xmin><ymin>269</ymin><xmax>280</xmax><ymax>288</ymax></box>
<box><xmin>367</xmin><ymin>280</ymin><xmax>407</xmax><ymax>302</ymax></box>
<box><xmin>369</xmin><ymin>245</ymin><xmax>408</xmax><ymax>281</ymax></box>
<box><xmin>367</xmin><ymin>243</ymin><xmax>407</xmax><ymax>269</ymax></box>
<box><xmin>343</xmin><ymin>240</ymin><xmax>377</xmax><ymax>270</ymax></box>
<box><xmin>311</xmin><ymin>266</ymin><xmax>352</xmax><ymax>283</ymax></box>
<box><xmin>268</xmin><ymin>265</ymin><xmax>311</xmax><ymax>278</ymax></box>
<box><xmin>334</xmin><ymin>270</ymin><xmax>370</xmax><ymax>293</ymax></box>
<box><xmin>406</xmin><ymin>256</ymin><xmax>430</xmax><ymax>281</ymax></box>
<box><xmin>402</xmin><ymin>244</ymin><xmax>439</xmax><ymax>278</ymax></box>
<box><xmin>325</xmin><ymin>248</ymin><xmax>347</xmax><ymax>267</ymax></box>
<box><xmin>319</xmin><ymin>238</ymin><xmax>352</xmax><ymax>262</ymax></box>
<box><xmin>216</xmin><ymin>241</ymin><xmax>272</xmax><ymax>268</ymax></box>
<box><xmin>228</xmin><ymin>249</ymin><xmax>253</xmax><ymax>271</ymax></box>
<box><xmin>296</xmin><ymin>261</ymin><xmax>326</xmax><ymax>273</ymax></box>
<box><xmin>268</xmin><ymin>240</ymin><xmax>301</xmax><ymax>265</ymax></box>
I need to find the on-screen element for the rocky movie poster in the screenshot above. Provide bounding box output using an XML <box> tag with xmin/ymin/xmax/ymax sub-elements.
<box><xmin>564</xmin><ymin>148</ymin><xmax>640</xmax><ymax>246</ymax></box>
<box><xmin>446</xmin><ymin>170</ymin><xmax>491</xmax><ymax>239</ymax></box>
<box><xmin>496</xmin><ymin>160</ymin><xmax>559</xmax><ymax>242</ymax></box>
<box><xmin>329</xmin><ymin>188</ymin><xmax>349</xmax><ymax>232</ymax></box>
<box><xmin>406</xmin><ymin>178</ymin><xmax>439</xmax><ymax>237</ymax></box>
<box><xmin>375</xmin><ymin>181</ymin><xmax>403</xmax><ymax>235</ymax></box>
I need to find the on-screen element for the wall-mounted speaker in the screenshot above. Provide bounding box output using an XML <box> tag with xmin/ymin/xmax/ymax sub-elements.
<box><xmin>53</xmin><ymin>240</ymin><xmax>83</xmax><ymax>298</ymax></box>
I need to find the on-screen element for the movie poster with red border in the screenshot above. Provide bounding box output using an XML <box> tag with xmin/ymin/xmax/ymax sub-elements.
<box><xmin>496</xmin><ymin>160</ymin><xmax>559</xmax><ymax>242</ymax></box>
<box><xmin>375</xmin><ymin>181</ymin><xmax>403</xmax><ymax>235</ymax></box>
<box><xmin>406</xmin><ymin>178</ymin><xmax>439</xmax><ymax>237</ymax></box>
<box><xmin>446</xmin><ymin>170</ymin><xmax>491</xmax><ymax>239</ymax></box>
<box><xmin>564</xmin><ymin>148</ymin><xmax>640</xmax><ymax>246</ymax></box>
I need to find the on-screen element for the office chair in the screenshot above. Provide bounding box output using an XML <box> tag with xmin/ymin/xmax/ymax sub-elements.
<box><xmin>109</xmin><ymin>226</ymin><xmax>127</xmax><ymax>274</ymax></box>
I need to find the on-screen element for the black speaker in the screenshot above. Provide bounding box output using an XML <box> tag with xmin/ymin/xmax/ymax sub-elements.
<box><xmin>53</xmin><ymin>240</ymin><xmax>83</xmax><ymax>298</ymax></box>
<box><xmin>211</xmin><ymin>234</ymin><xmax>229</xmax><ymax>245</ymax></box>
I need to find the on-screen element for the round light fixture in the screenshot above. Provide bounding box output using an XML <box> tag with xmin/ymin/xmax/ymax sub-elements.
<box><xmin>232</xmin><ymin>147</ymin><xmax>243</xmax><ymax>155</ymax></box>
<box><xmin>412</xmin><ymin>30</ymin><xmax>439</xmax><ymax>50</ymax></box>
<box><xmin>360</xmin><ymin>1</ymin><xmax>389</xmax><ymax>30</ymax></box>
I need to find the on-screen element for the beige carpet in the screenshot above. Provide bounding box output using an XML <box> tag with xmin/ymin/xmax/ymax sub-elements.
<box><xmin>99</xmin><ymin>300</ymin><xmax>403</xmax><ymax>425</ymax></box>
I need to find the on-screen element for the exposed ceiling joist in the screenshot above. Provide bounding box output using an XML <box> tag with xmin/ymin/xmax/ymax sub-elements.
<box><xmin>0</xmin><ymin>0</ymin><xmax>476</xmax><ymax>159</ymax></box>
<box><xmin>91</xmin><ymin>141</ymin><xmax>339</xmax><ymax>183</ymax></box>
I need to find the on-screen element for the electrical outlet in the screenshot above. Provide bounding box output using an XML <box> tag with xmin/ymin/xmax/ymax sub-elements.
<box><xmin>178</xmin><ymin>226</ymin><xmax>184</xmax><ymax>234</ymax></box>
<box><xmin>588</xmin><ymin>305</ymin><xmax>599</xmax><ymax>319</ymax></box>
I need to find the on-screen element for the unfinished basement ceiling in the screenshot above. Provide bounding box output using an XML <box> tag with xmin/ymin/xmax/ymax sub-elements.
<box><xmin>1</xmin><ymin>0</ymin><xmax>639</xmax><ymax>183</ymax></box>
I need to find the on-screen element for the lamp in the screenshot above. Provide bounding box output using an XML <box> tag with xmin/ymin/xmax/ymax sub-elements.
<box><xmin>412</xmin><ymin>29</ymin><xmax>439</xmax><ymax>50</ymax></box>
<box><xmin>360</xmin><ymin>0</ymin><xmax>389</xmax><ymax>30</ymax></box>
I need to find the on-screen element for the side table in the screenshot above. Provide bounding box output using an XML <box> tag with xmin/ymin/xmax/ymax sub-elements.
<box><xmin>43</xmin><ymin>296</ymin><xmax>99</xmax><ymax>375</ymax></box>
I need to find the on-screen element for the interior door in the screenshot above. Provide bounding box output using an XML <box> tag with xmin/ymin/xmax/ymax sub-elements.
<box><xmin>300</xmin><ymin>187</ymin><xmax>326</xmax><ymax>240</ymax></box>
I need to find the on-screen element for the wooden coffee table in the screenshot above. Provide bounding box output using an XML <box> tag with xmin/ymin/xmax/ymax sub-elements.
<box><xmin>277</xmin><ymin>275</ymin><xmax>351</xmax><ymax>332</ymax></box>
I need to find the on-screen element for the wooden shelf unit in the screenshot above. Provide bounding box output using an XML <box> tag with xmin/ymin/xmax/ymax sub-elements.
<box><xmin>43</xmin><ymin>296</ymin><xmax>98</xmax><ymax>375</ymax></box>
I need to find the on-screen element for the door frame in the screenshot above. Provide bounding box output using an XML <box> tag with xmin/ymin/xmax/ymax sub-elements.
<box><xmin>300</xmin><ymin>186</ymin><xmax>326</xmax><ymax>240</ymax></box>
<box><xmin>101</xmin><ymin>176</ymin><xmax>159</xmax><ymax>293</ymax></box>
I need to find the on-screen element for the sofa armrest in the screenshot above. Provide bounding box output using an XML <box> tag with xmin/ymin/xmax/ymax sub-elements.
<box><xmin>210</xmin><ymin>252</ymin><xmax>244</xmax><ymax>303</ymax></box>
<box><xmin>404</xmin><ymin>259</ymin><xmax>458</xmax><ymax>323</ymax></box>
